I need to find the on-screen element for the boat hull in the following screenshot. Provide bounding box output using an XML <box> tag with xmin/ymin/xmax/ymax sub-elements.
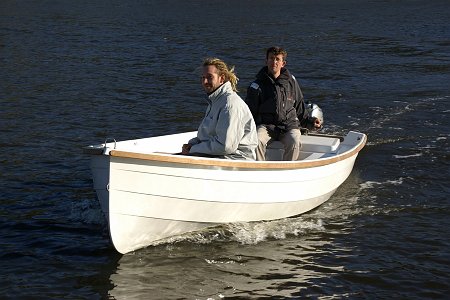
<box><xmin>87</xmin><ymin>131</ymin><xmax>366</xmax><ymax>253</ymax></box>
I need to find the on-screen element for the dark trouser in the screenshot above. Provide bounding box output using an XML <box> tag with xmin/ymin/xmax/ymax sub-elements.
<box><xmin>177</xmin><ymin>152</ymin><xmax>225</xmax><ymax>159</ymax></box>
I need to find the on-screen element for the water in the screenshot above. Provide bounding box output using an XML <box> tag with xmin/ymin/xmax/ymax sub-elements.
<box><xmin>1</xmin><ymin>0</ymin><xmax>449</xmax><ymax>298</ymax></box>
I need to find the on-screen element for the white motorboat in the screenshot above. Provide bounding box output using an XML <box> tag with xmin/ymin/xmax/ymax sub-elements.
<box><xmin>84</xmin><ymin>130</ymin><xmax>366</xmax><ymax>254</ymax></box>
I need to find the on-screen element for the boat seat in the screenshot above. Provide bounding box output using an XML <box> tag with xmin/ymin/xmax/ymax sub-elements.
<box><xmin>266</xmin><ymin>135</ymin><xmax>340</xmax><ymax>161</ymax></box>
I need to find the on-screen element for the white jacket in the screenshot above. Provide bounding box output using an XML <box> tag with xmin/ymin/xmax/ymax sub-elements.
<box><xmin>189</xmin><ymin>82</ymin><xmax>257</xmax><ymax>160</ymax></box>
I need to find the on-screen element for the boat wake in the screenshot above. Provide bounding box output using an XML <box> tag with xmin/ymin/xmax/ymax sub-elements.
<box><xmin>151</xmin><ymin>217</ymin><xmax>326</xmax><ymax>247</ymax></box>
<box><xmin>325</xmin><ymin>95</ymin><xmax>449</xmax><ymax>148</ymax></box>
<box><xmin>224</xmin><ymin>218</ymin><xmax>325</xmax><ymax>244</ymax></box>
<box><xmin>358</xmin><ymin>177</ymin><xmax>405</xmax><ymax>189</ymax></box>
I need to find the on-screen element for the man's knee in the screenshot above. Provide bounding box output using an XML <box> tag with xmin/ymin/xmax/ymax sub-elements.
<box><xmin>283</xmin><ymin>129</ymin><xmax>301</xmax><ymax>147</ymax></box>
<box><xmin>257</xmin><ymin>125</ymin><xmax>271</xmax><ymax>144</ymax></box>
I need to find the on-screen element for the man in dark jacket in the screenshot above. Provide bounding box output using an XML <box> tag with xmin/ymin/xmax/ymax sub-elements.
<box><xmin>245</xmin><ymin>46</ymin><xmax>321</xmax><ymax>161</ymax></box>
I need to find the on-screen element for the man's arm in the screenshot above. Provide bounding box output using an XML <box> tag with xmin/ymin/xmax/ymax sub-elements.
<box><xmin>292</xmin><ymin>75</ymin><xmax>323</xmax><ymax>130</ymax></box>
<box><xmin>189</xmin><ymin>102</ymin><xmax>243</xmax><ymax>155</ymax></box>
<box><xmin>292</xmin><ymin>76</ymin><xmax>308</xmax><ymax>126</ymax></box>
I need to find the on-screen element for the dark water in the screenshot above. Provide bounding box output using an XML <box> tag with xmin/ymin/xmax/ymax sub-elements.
<box><xmin>1</xmin><ymin>0</ymin><xmax>449</xmax><ymax>298</ymax></box>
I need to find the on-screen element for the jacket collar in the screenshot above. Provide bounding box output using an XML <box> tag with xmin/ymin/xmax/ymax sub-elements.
<box><xmin>257</xmin><ymin>66</ymin><xmax>291</xmax><ymax>84</ymax></box>
<box><xmin>206</xmin><ymin>81</ymin><xmax>232</xmax><ymax>103</ymax></box>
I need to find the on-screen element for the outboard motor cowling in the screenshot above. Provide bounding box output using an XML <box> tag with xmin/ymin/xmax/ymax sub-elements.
<box><xmin>305</xmin><ymin>102</ymin><xmax>324</xmax><ymax>131</ymax></box>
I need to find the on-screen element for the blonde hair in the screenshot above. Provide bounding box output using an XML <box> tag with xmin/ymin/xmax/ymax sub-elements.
<box><xmin>203</xmin><ymin>57</ymin><xmax>239</xmax><ymax>92</ymax></box>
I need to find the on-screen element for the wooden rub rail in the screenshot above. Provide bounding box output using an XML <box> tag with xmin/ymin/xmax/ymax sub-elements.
<box><xmin>108</xmin><ymin>134</ymin><xmax>366</xmax><ymax>170</ymax></box>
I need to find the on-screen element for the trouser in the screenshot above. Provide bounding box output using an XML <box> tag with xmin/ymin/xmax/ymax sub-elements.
<box><xmin>256</xmin><ymin>125</ymin><xmax>301</xmax><ymax>161</ymax></box>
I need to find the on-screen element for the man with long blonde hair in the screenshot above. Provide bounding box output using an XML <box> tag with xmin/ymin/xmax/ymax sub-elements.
<box><xmin>182</xmin><ymin>58</ymin><xmax>257</xmax><ymax>160</ymax></box>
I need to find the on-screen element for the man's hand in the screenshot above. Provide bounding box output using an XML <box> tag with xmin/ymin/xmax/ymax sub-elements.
<box><xmin>313</xmin><ymin>117</ymin><xmax>323</xmax><ymax>129</ymax></box>
<box><xmin>181</xmin><ymin>144</ymin><xmax>192</xmax><ymax>155</ymax></box>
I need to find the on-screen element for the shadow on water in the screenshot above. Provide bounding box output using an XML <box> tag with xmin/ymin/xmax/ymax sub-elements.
<box><xmin>105</xmin><ymin>231</ymin><xmax>344</xmax><ymax>299</ymax></box>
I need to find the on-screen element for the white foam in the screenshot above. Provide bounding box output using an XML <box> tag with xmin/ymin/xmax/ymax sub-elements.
<box><xmin>157</xmin><ymin>217</ymin><xmax>326</xmax><ymax>246</ymax></box>
<box><xmin>393</xmin><ymin>153</ymin><xmax>422</xmax><ymax>159</ymax></box>
<box><xmin>225</xmin><ymin>218</ymin><xmax>325</xmax><ymax>245</ymax></box>
<box><xmin>359</xmin><ymin>177</ymin><xmax>404</xmax><ymax>189</ymax></box>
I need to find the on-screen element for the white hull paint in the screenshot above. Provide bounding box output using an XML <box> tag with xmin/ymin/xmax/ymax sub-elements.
<box><xmin>86</xmin><ymin>131</ymin><xmax>366</xmax><ymax>254</ymax></box>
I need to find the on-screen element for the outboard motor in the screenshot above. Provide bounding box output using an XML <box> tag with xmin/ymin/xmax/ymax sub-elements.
<box><xmin>305</xmin><ymin>102</ymin><xmax>324</xmax><ymax>131</ymax></box>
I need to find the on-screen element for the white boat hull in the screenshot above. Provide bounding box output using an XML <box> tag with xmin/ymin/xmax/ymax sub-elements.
<box><xmin>87</xmin><ymin>131</ymin><xmax>366</xmax><ymax>254</ymax></box>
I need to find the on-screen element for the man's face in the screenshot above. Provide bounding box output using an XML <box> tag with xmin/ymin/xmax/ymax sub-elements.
<box><xmin>201</xmin><ymin>65</ymin><xmax>224</xmax><ymax>94</ymax></box>
<box><xmin>266</xmin><ymin>53</ymin><xmax>286</xmax><ymax>77</ymax></box>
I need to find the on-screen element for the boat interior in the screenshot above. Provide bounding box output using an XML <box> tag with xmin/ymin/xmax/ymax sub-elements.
<box><xmin>266</xmin><ymin>135</ymin><xmax>341</xmax><ymax>161</ymax></box>
<box><xmin>86</xmin><ymin>131</ymin><xmax>347</xmax><ymax>162</ymax></box>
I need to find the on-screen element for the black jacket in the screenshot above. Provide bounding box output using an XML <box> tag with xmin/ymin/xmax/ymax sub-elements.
<box><xmin>245</xmin><ymin>67</ymin><xmax>307</xmax><ymax>132</ymax></box>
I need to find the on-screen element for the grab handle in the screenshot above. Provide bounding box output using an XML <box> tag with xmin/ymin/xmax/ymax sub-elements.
<box><xmin>103</xmin><ymin>138</ymin><xmax>117</xmax><ymax>154</ymax></box>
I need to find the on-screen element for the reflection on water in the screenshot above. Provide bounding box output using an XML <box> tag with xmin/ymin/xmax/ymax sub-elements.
<box><xmin>109</xmin><ymin>228</ymin><xmax>351</xmax><ymax>299</ymax></box>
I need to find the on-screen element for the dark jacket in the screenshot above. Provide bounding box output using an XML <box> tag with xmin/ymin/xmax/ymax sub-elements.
<box><xmin>245</xmin><ymin>67</ymin><xmax>307</xmax><ymax>132</ymax></box>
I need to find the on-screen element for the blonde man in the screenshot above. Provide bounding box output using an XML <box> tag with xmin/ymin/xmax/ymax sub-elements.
<box><xmin>182</xmin><ymin>58</ymin><xmax>258</xmax><ymax>160</ymax></box>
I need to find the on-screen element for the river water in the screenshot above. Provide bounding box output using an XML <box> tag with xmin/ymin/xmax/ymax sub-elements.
<box><xmin>1</xmin><ymin>0</ymin><xmax>449</xmax><ymax>299</ymax></box>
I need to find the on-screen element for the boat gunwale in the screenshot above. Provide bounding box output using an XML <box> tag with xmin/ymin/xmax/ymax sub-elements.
<box><xmin>107</xmin><ymin>134</ymin><xmax>367</xmax><ymax>170</ymax></box>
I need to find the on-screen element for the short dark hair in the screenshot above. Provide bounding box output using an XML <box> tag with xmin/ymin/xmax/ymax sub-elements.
<box><xmin>266</xmin><ymin>46</ymin><xmax>287</xmax><ymax>61</ymax></box>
